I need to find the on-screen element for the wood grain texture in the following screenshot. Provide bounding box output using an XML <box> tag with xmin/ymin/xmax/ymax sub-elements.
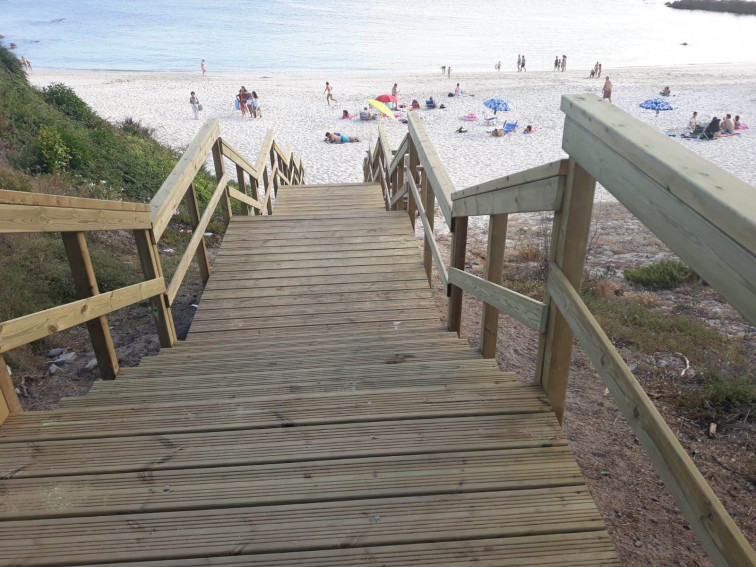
<box><xmin>0</xmin><ymin>190</ymin><xmax>150</xmax><ymax>211</ymax></box>
<box><xmin>0</xmin><ymin>203</ymin><xmax>151</xmax><ymax>233</ymax></box>
<box><xmin>408</xmin><ymin>113</ymin><xmax>454</xmax><ymax>224</ymax></box>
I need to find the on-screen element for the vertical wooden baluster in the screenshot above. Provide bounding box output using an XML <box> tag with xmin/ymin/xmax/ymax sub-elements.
<box><xmin>263</xmin><ymin>166</ymin><xmax>273</xmax><ymax>215</ymax></box>
<box><xmin>421</xmin><ymin>169</ymin><xmax>435</xmax><ymax>284</ymax></box>
<box><xmin>184</xmin><ymin>182</ymin><xmax>211</xmax><ymax>285</ymax></box>
<box><xmin>480</xmin><ymin>214</ymin><xmax>509</xmax><ymax>358</ymax></box>
<box><xmin>134</xmin><ymin>229</ymin><xmax>177</xmax><ymax>348</ymax></box>
<box><xmin>408</xmin><ymin>142</ymin><xmax>419</xmax><ymax>229</ymax></box>
<box><xmin>535</xmin><ymin>160</ymin><xmax>596</xmax><ymax>423</ymax></box>
<box><xmin>395</xmin><ymin>159</ymin><xmax>406</xmax><ymax>212</ymax></box>
<box><xmin>235</xmin><ymin>164</ymin><xmax>251</xmax><ymax>216</ymax></box>
<box><xmin>211</xmin><ymin>139</ymin><xmax>231</xmax><ymax>224</ymax></box>
<box><xmin>269</xmin><ymin>146</ymin><xmax>280</xmax><ymax>197</ymax></box>
<box><xmin>447</xmin><ymin>216</ymin><xmax>468</xmax><ymax>335</ymax></box>
<box><xmin>250</xmin><ymin>175</ymin><xmax>261</xmax><ymax>215</ymax></box>
<box><xmin>61</xmin><ymin>231</ymin><xmax>119</xmax><ymax>380</ymax></box>
<box><xmin>0</xmin><ymin>354</ymin><xmax>22</xmax><ymax>423</ymax></box>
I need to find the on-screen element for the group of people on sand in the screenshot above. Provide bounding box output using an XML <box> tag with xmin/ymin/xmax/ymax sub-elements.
<box><xmin>441</xmin><ymin>66</ymin><xmax>452</xmax><ymax>77</ymax></box>
<box><xmin>589</xmin><ymin>61</ymin><xmax>603</xmax><ymax>78</ymax></box>
<box><xmin>236</xmin><ymin>86</ymin><xmax>261</xmax><ymax>118</ymax></box>
<box><xmin>555</xmin><ymin>55</ymin><xmax>567</xmax><ymax>72</ymax></box>
<box><xmin>693</xmin><ymin>112</ymin><xmax>743</xmax><ymax>139</ymax></box>
<box><xmin>517</xmin><ymin>55</ymin><xmax>527</xmax><ymax>72</ymax></box>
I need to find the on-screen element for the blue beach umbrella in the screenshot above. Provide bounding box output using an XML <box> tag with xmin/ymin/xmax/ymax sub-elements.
<box><xmin>639</xmin><ymin>98</ymin><xmax>674</xmax><ymax>111</ymax></box>
<box><xmin>484</xmin><ymin>98</ymin><xmax>511</xmax><ymax>114</ymax></box>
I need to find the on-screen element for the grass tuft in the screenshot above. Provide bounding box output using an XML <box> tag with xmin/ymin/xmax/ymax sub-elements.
<box><xmin>624</xmin><ymin>259</ymin><xmax>698</xmax><ymax>290</ymax></box>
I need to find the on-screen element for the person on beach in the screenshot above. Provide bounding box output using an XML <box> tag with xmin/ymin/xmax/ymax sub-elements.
<box><xmin>589</xmin><ymin>67</ymin><xmax>595</xmax><ymax>78</ymax></box>
<box><xmin>495</xmin><ymin>61</ymin><xmax>501</xmax><ymax>72</ymax></box>
<box><xmin>523</xmin><ymin>125</ymin><xmax>535</xmax><ymax>134</ymax></box>
<box><xmin>521</xmin><ymin>55</ymin><xmax>526</xmax><ymax>71</ymax></box>
<box><xmin>688</xmin><ymin>111</ymin><xmax>698</xmax><ymax>131</ymax></box>
<box><xmin>392</xmin><ymin>83</ymin><xmax>399</xmax><ymax>98</ymax></box>
<box><xmin>20</xmin><ymin>56</ymin><xmax>32</xmax><ymax>71</ymax></box>
<box><xmin>660</xmin><ymin>86</ymin><xmax>671</xmax><ymax>96</ymax></box>
<box><xmin>702</xmin><ymin>117</ymin><xmax>721</xmax><ymax>139</ymax></box>
<box><xmin>189</xmin><ymin>91</ymin><xmax>201</xmax><ymax>120</ymax></box>
<box><xmin>554</xmin><ymin>56</ymin><xmax>560</xmax><ymax>71</ymax></box>
<box><xmin>237</xmin><ymin>87</ymin><xmax>248</xmax><ymax>117</ymax></box>
<box><xmin>561</xmin><ymin>55</ymin><xmax>567</xmax><ymax>72</ymax></box>
<box><xmin>455</xmin><ymin>83</ymin><xmax>461</xmax><ymax>96</ymax></box>
<box><xmin>594</xmin><ymin>62</ymin><xmax>599</xmax><ymax>77</ymax></box>
<box><xmin>325</xmin><ymin>132</ymin><xmax>360</xmax><ymax>143</ymax></box>
<box><xmin>411</xmin><ymin>99</ymin><xmax>421</xmax><ymax>111</ymax></box>
<box><xmin>250</xmin><ymin>91</ymin><xmax>260</xmax><ymax>118</ymax></box>
<box><xmin>517</xmin><ymin>54</ymin><xmax>522</xmax><ymax>72</ymax></box>
<box><xmin>602</xmin><ymin>76</ymin><xmax>612</xmax><ymax>103</ymax></box>
<box><xmin>722</xmin><ymin>114</ymin><xmax>735</xmax><ymax>134</ymax></box>
<box><xmin>324</xmin><ymin>82</ymin><xmax>337</xmax><ymax>106</ymax></box>
<box><xmin>342</xmin><ymin>110</ymin><xmax>356</xmax><ymax>119</ymax></box>
<box><xmin>447</xmin><ymin>66</ymin><xmax>452</xmax><ymax>78</ymax></box>
<box><xmin>734</xmin><ymin>115</ymin><xmax>742</xmax><ymax>129</ymax></box>
<box><xmin>597</xmin><ymin>63</ymin><xmax>602</xmax><ymax>77</ymax></box>
<box><xmin>201</xmin><ymin>59</ymin><xmax>206</xmax><ymax>76</ymax></box>
<box><xmin>441</xmin><ymin>65</ymin><xmax>446</xmax><ymax>74</ymax></box>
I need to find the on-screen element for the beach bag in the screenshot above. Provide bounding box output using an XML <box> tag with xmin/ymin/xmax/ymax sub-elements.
<box><xmin>198</xmin><ymin>104</ymin><xmax>203</xmax><ymax>111</ymax></box>
<box><xmin>492</xmin><ymin>129</ymin><xmax>504</xmax><ymax>137</ymax></box>
<box><xmin>447</xmin><ymin>93</ymin><xmax>454</xmax><ymax>97</ymax></box>
<box><xmin>255</xmin><ymin>109</ymin><xmax>262</xmax><ymax>118</ymax></box>
<box><xmin>234</xmin><ymin>99</ymin><xmax>240</xmax><ymax>110</ymax></box>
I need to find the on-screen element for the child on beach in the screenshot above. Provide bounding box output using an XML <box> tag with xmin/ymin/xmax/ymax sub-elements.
<box><xmin>602</xmin><ymin>77</ymin><xmax>612</xmax><ymax>103</ymax></box>
<box><xmin>189</xmin><ymin>92</ymin><xmax>201</xmax><ymax>120</ymax></box>
<box><xmin>250</xmin><ymin>91</ymin><xmax>260</xmax><ymax>118</ymax></box>
<box><xmin>688</xmin><ymin>111</ymin><xmax>698</xmax><ymax>131</ymax></box>
<box><xmin>324</xmin><ymin>82</ymin><xmax>337</xmax><ymax>106</ymax></box>
<box><xmin>201</xmin><ymin>59</ymin><xmax>206</xmax><ymax>76</ymax></box>
<box><xmin>454</xmin><ymin>83</ymin><xmax>461</xmax><ymax>96</ymax></box>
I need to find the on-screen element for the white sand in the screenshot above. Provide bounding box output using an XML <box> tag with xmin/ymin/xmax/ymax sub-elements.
<box><xmin>30</xmin><ymin>65</ymin><xmax>756</xmax><ymax>197</ymax></box>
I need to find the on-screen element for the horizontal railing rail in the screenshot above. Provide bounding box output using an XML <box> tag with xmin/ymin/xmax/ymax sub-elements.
<box><xmin>365</xmin><ymin>99</ymin><xmax>755</xmax><ymax>567</ymax></box>
<box><xmin>0</xmin><ymin>119</ymin><xmax>304</xmax><ymax>425</ymax></box>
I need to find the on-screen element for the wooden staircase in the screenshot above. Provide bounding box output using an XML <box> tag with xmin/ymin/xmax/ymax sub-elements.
<box><xmin>0</xmin><ymin>182</ymin><xmax>620</xmax><ymax>565</ymax></box>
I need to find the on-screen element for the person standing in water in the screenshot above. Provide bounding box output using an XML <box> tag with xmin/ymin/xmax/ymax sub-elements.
<box><xmin>324</xmin><ymin>82</ymin><xmax>337</xmax><ymax>106</ymax></box>
<box><xmin>561</xmin><ymin>55</ymin><xmax>567</xmax><ymax>72</ymax></box>
<box><xmin>201</xmin><ymin>59</ymin><xmax>206</xmax><ymax>76</ymax></box>
<box><xmin>597</xmin><ymin>63</ymin><xmax>602</xmax><ymax>77</ymax></box>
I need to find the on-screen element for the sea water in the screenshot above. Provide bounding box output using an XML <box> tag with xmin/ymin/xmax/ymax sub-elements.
<box><xmin>2</xmin><ymin>0</ymin><xmax>756</xmax><ymax>73</ymax></box>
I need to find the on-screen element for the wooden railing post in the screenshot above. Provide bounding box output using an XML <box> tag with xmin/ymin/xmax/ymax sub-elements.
<box><xmin>184</xmin><ymin>183</ymin><xmax>211</xmax><ymax>284</ymax></box>
<box><xmin>211</xmin><ymin>139</ymin><xmax>231</xmax><ymax>224</ymax></box>
<box><xmin>61</xmin><ymin>231</ymin><xmax>120</xmax><ymax>380</ymax></box>
<box><xmin>480</xmin><ymin>213</ymin><xmax>509</xmax><ymax>358</ymax></box>
<box><xmin>447</xmin><ymin>216</ymin><xmax>468</xmax><ymax>335</ymax></box>
<box><xmin>0</xmin><ymin>354</ymin><xmax>22</xmax><ymax>424</ymax></box>
<box><xmin>262</xmin><ymin>167</ymin><xmax>273</xmax><ymax>215</ymax></box>
<box><xmin>408</xmin><ymin>141</ymin><xmax>419</xmax><ymax>229</ymax></box>
<box><xmin>250</xmin><ymin>176</ymin><xmax>261</xmax><ymax>215</ymax></box>
<box><xmin>421</xmin><ymin>169</ymin><xmax>435</xmax><ymax>284</ymax></box>
<box><xmin>134</xmin><ymin>229</ymin><xmax>177</xmax><ymax>348</ymax></box>
<box><xmin>535</xmin><ymin>159</ymin><xmax>596</xmax><ymax>423</ymax></box>
<box><xmin>234</xmin><ymin>165</ymin><xmax>251</xmax><ymax>216</ymax></box>
<box><xmin>269</xmin><ymin>147</ymin><xmax>280</xmax><ymax>197</ymax></box>
<box><xmin>395</xmin><ymin>159</ymin><xmax>406</xmax><ymax>211</ymax></box>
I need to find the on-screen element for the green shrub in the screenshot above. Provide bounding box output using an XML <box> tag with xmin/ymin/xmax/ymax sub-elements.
<box><xmin>0</xmin><ymin>43</ymin><xmax>25</xmax><ymax>80</ymax></box>
<box><xmin>41</xmin><ymin>83</ymin><xmax>99</xmax><ymax>125</ymax></box>
<box><xmin>36</xmin><ymin>126</ymin><xmax>70</xmax><ymax>173</ymax></box>
<box><xmin>120</xmin><ymin>117</ymin><xmax>155</xmax><ymax>139</ymax></box>
<box><xmin>624</xmin><ymin>259</ymin><xmax>698</xmax><ymax>289</ymax></box>
<box><xmin>688</xmin><ymin>374</ymin><xmax>755</xmax><ymax>419</ymax></box>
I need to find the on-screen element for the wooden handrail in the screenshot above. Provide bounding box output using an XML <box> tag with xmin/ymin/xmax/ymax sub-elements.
<box><xmin>407</xmin><ymin>113</ymin><xmax>454</xmax><ymax>225</ymax></box>
<box><xmin>220</xmin><ymin>139</ymin><xmax>259</xmax><ymax>179</ymax></box>
<box><xmin>0</xmin><ymin>203</ymin><xmax>152</xmax><ymax>233</ymax></box>
<box><xmin>0</xmin><ymin>278</ymin><xmax>165</xmax><ymax>354</ymax></box>
<box><xmin>0</xmin><ymin>190</ymin><xmax>150</xmax><ymax>212</ymax></box>
<box><xmin>406</xmin><ymin>168</ymin><xmax>448</xmax><ymax>287</ymax></box>
<box><xmin>547</xmin><ymin>262</ymin><xmax>756</xmax><ymax>567</ymax></box>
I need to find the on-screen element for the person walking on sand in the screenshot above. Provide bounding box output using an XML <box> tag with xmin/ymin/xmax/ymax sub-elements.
<box><xmin>201</xmin><ymin>59</ymin><xmax>206</xmax><ymax>76</ymax></box>
<box><xmin>521</xmin><ymin>55</ymin><xmax>526</xmax><ymax>71</ymax></box>
<box><xmin>324</xmin><ymin>81</ymin><xmax>337</xmax><ymax>106</ymax></box>
<box><xmin>495</xmin><ymin>60</ymin><xmax>501</xmax><ymax>72</ymax></box>
<box><xmin>593</xmin><ymin>62</ymin><xmax>599</xmax><ymax>78</ymax></box>
<box><xmin>602</xmin><ymin>76</ymin><xmax>613</xmax><ymax>103</ymax></box>
<box><xmin>392</xmin><ymin>83</ymin><xmax>399</xmax><ymax>98</ymax></box>
<box><xmin>554</xmin><ymin>56</ymin><xmax>559</xmax><ymax>71</ymax></box>
<box><xmin>447</xmin><ymin>66</ymin><xmax>451</xmax><ymax>78</ymax></box>
<box><xmin>561</xmin><ymin>55</ymin><xmax>567</xmax><ymax>72</ymax></box>
<box><xmin>441</xmin><ymin>65</ymin><xmax>446</xmax><ymax>75</ymax></box>
<box><xmin>517</xmin><ymin>54</ymin><xmax>521</xmax><ymax>72</ymax></box>
<box><xmin>189</xmin><ymin>91</ymin><xmax>201</xmax><ymax>120</ymax></box>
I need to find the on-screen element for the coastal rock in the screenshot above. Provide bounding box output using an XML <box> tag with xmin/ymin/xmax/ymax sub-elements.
<box><xmin>85</xmin><ymin>358</ymin><xmax>99</xmax><ymax>371</ymax></box>
<box><xmin>47</xmin><ymin>348</ymin><xmax>65</xmax><ymax>358</ymax></box>
<box><xmin>49</xmin><ymin>364</ymin><xmax>61</xmax><ymax>375</ymax></box>
<box><xmin>54</xmin><ymin>352</ymin><xmax>77</xmax><ymax>366</ymax></box>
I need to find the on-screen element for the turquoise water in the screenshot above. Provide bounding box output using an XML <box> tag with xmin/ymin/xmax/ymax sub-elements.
<box><xmin>2</xmin><ymin>0</ymin><xmax>756</xmax><ymax>72</ymax></box>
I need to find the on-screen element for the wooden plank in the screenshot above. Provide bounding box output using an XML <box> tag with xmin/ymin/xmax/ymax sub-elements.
<box><xmin>481</xmin><ymin>213</ymin><xmax>508</xmax><ymax>358</ymax></box>
<box><xmin>166</xmin><ymin>174</ymin><xmax>228</xmax><ymax>305</ymax></box>
<box><xmin>449</xmin><ymin>268</ymin><xmax>546</xmax><ymax>332</ymax></box>
<box><xmin>64</xmin><ymin>533</ymin><xmax>620</xmax><ymax>567</ymax></box>
<box><xmin>408</xmin><ymin>113</ymin><xmax>454</xmax><ymax>225</ymax></box>
<box><xmin>388</xmin><ymin>133</ymin><xmax>410</xmax><ymax>175</ymax></box>
<box><xmin>452</xmin><ymin>175</ymin><xmax>564</xmax><ymax>218</ymax></box>
<box><xmin>0</xmin><ymin>204</ymin><xmax>151</xmax><ymax>233</ymax></box>
<box><xmin>547</xmin><ymin>262</ymin><xmax>756</xmax><ymax>567</ymax></box>
<box><xmin>150</xmin><ymin>119</ymin><xmax>220</xmax><ymax>239</ymax></box>
<box><xmin>200</xmin><ymin>280</ymin><xmax>431</xmax><ymax>301</ymax></box>
<box><xmin>211</xmin><ymin>139</ymin><xmax>231</xmax><ymax>224</ymax></box>
<box><xmin>133</xmin><ymin>230</ymin><xmax>177</xmax><ymax>348</ymax></box>
<box><xmin>0</xmin><ymin>448</ymin><xmax>582</xmax><ymax>519</ymax></box>
<box><xmin>562</xmin><ymin>94</ymin><xmax>756</xmax><ymax>258</ymax></box>
<box><xmin>453</xmin><ymin>160</ymin><xmax>567</xmax><ymax>200</ymax></box>
<box><xmin>183</xmin><ymin>183</ymin><xmax>210</xmax><ymax>284</ymax></box>
<box><xmin>0</xmin><ymin>278</ymin><xmax>166</xmax><ymax>354</ymax></box>
<box><xmin>220</xmin><ymin>139</ymin><xmax>259</xmax><ymax>179</ymax></box>
<box><xmin>254</xmin><ymin>130</ymin><xmax>276</xmax><ymax>174</ymax></box>
<box><xmin>233</xmin><ymin>164</ymin><xmax>250</xmax><ymax>215</ymax></box>
<box><xmin>407</xmin><ymin>171</ymin><xmax>447</xmax><ymax>287</ymax></box>
<box><xmin>0</xmin><ymin>383</ymin><xmax>550</xmax><ymax>442</ymax></box>
<box><xmin>447</xmin><ymin>217</ymin><xmax>468</xmax><ymax>334</ymax></box>
<box><xmin>535</xmin><ymin>158</ymin><xmax>595</xmax><ymax>423</ymax></box>
<box><xmin>0</xmin><ymin>190</ymin><xmax>150</xmax><ymax>212</ymax></box>
<box><xmin>562</xmin><ymin>117</ymin><xmax>756</xmax><ymax>325</ymax></box>
<box><xmin>0</xmin><ymin>488</ymin><xmax>605</xmax><ymax>566</ymax></box>
<box><xmin>0</xmin><ymin>354</ymin><xmax>21</xmax><ymax>421</ymax></box>
<box><xmin>61</xmin><ymin>231</ymin><xmax>119</xmax><ymax>380</ymax></box>
<box><xmin>390</xmin><ymin>182</ymin><xmax>408</xmax><ymax>207</ymax></box>
<box><xmin>202</xmin><ymin>272</ymin><xmax>429</xmax><ymax>291</ymax></box>
<box><xmin>0</xmin><ymin>413</ymin><xmax>567</xmax><ymax>477</ymax></box>
<box><xmin>208</xmin><ymin>263</ymin><xmax>425</xmax><ymax>282</ymax></box>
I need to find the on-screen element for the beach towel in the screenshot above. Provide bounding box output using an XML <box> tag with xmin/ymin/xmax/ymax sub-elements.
<box><xmin>460</xmin><ymin>113</ymin><xmax>479</xmax><ymax>121</ymax></box>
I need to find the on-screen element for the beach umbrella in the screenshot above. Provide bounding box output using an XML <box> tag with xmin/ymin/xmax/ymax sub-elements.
<box><xmin>367</xmin><ymin>99</ymin><xmax>396</xmax><ymax>120</ymax></box>
<box><xmin>375</xmin><ymin>94</ymin><xmax>397</xmax><ymax>104</ymax></box>
<box><xmin>484</xmin><ymin>98</ymin><xmax>511</xmax><ymax>114</ymax></box>
<box><xmin>639</xmin><ymin>98</ymin><xmax>674</xmax><ymax>111</ymax></box>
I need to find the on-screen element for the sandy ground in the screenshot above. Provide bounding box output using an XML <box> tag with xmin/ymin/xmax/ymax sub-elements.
<box><xmin>30</xmin><ymin>63</ymin><xmax>756</xmax><ymax>198</ymax></box>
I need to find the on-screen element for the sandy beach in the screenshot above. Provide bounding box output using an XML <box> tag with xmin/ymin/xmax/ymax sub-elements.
<box><xmin>30</xmin><ymin>64</ymin><xmax>756</xmax><ymax>197</ymax></box>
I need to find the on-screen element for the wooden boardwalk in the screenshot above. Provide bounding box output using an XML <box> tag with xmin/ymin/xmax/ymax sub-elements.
<box><xmin>0</xmin><ymin>183</ymin><xmax>619</xmax><ymax>566</ymax></box>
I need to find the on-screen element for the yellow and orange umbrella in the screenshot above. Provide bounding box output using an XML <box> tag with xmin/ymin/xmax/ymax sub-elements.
<box><xmin>367</xmin><ymin>99</ymin><xmax>396</xmax><ymax>120</ymax></box>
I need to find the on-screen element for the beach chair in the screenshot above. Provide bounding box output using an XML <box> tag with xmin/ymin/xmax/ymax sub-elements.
<box><xmin>426</xmin><ymin>100</ymin><xmax>437</xmax><ymax>109</ymax></box>
<box><xmin>502</xmin><ymin>121</ymin><xmax>518</xmax><ymax>134</ymax></box>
